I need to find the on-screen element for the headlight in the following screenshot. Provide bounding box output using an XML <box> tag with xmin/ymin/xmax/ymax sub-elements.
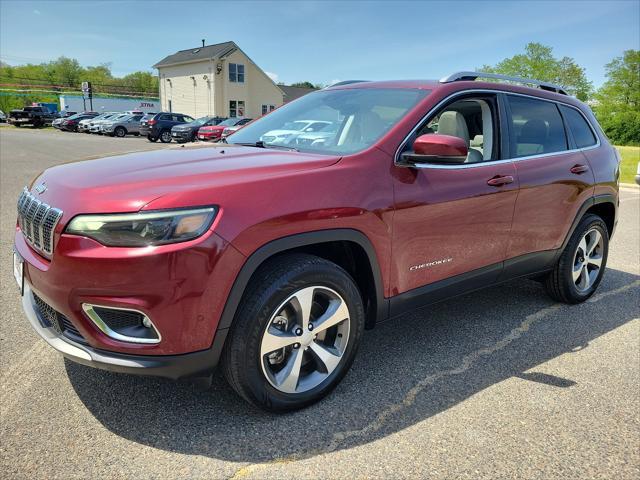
<box><xmin>66</xmin><ymin>207</ymin><xmax>217</xmax><ymax>247</ymax></box>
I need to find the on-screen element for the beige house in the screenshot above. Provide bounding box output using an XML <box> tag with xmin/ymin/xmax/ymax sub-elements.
<box><xmin>153</xmin><ymin>41</ymin><xmax>285</xmax><ymax>119</ymax></box>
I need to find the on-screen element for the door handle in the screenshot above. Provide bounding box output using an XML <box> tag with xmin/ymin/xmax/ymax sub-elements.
<box><xmin>570</xmin><ymin>164</ymin><xmax>590</xmax><ymax>174</ymax></box>
<box><xmin>487</xmin><ymin>175</ymin><xmax>514</xmax><ymax>187</ymax></box>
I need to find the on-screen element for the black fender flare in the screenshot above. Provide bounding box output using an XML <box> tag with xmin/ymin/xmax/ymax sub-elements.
<box><xmin>556</xmin><ymin>193</ymin><xmax>617</xmax><ymax>259</ymax></box>
<box><xmin>216</xmin><ymin>229</ymin><xmax>387</xmax><ymax>332</ymax></box>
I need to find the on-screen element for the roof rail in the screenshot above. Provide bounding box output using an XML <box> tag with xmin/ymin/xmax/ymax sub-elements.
<box><xmin>327</xmin><ymin>80</ymin><xmax>369</xmax><ymax>88</ymax></box>
<box><xmin>440</xmin><ymin>71</ymin><xmax>568</xmax><ymax>95</ymax></box>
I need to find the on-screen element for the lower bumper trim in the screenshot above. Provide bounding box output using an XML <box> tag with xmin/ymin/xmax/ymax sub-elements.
<box><xmin>22</xmin><ymin>283</ymin><xmax>227</xmax><ymax>380</ymax></box>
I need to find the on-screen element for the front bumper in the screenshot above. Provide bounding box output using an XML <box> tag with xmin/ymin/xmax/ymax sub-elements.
<box><xmin>171</xmin><ymin>130</ymin><xmax>192</xmax><ymax>141</ymax></box>
<box><xmin>14</xmin><ymin>224</ymin><xmax>244</xmax><ymax>357</ymax></box>
<box><xmin>22</xmin><ymin>282</ymin><xmax>227</xmax><ymax>379</ymax></box>
<box><xmin>198</xmin><ymin>132</ymin><xmax>221</xmax><ymax>141</ymax></box>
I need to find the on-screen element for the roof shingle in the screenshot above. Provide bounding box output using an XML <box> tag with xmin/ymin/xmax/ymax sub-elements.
<box><xmin>153</xmin><ymin>41</ymin><xmax>237</xmax><ymax>68</ymax></box>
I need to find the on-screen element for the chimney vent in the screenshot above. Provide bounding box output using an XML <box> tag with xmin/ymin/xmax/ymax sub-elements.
<box><xmin>202</xmin><ymin>39</ymin><xmax>205</xmax><ymax>47</ymax></box>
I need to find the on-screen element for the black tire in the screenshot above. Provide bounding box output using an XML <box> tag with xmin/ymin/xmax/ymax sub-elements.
<box><xmin>159</xmin><ymin>130</ymin><xmax>172</xmax><ymax>143</ymax></box>
<box><xmin>222</xmin><ymin>253</ymin><xmax>365</xmax><ymax>412</ymax></box>
<box><xmin>147</xmin><ymin>134</ymin><xmax>158</xmax><ymax>143</ymax></box>
<box><xmin>544</xmin><ymin>214</ymin><xmax>609</xmax><ymax>304</ymax></box>
<box><xmin>114</xmin><ymin>126</ymin><xmax>126</xmax><ymax>138</ymax></box>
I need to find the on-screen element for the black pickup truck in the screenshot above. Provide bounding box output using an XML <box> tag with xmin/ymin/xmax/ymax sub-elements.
<box><xmin>8</xmin><ymin>106</ymin><xmax>56</xmax><ymax>127</ymax></box>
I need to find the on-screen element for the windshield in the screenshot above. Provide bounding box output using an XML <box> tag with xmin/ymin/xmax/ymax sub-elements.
<box><xmin>229</xmin><ymin>88</ymin><xmax>428</xmax><ymax>155</ymax></box>
<box><xmin>192</xmin><ymin>116</ymin><xmax>212</xmax><ymax>126</ymax></box>
<box><xmin>219</xmin><ymin>118</ymin><xmax>240</xmax><ymax>127</ymax></box>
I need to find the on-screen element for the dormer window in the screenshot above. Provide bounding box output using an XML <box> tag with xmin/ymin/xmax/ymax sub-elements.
<box><xmin>229</xmin><ymin>63</ymin><xmax>245</xmax><ymax>83</ymax></box>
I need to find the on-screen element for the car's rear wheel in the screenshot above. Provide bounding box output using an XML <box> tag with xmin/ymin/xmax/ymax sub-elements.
<box><xmin>160</xmin><ymin>130</ymin><xmax>172</xmax><ymax>143</ymax></box>
<box><xmin>222</xmin><ymin>254</ymin><xmax>365</xmax><ymax>412</ymax></box>
<box><xmin>114</xmin><ymin>126</ymin><xmax>126</xmax><ymax>137</ymax></box>
<box><xmin>147</xmin><ymin>134</ymin><xmax>158</xmax><ymax>142</ymax></box>
<box><xmin>544</xmin><ymin>214</ymin><xmax>609</xmax><ymax>303</ymax></box>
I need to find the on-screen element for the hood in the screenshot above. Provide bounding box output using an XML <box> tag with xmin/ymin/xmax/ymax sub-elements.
<box><xmin>199</xmin><ymin>125</ymin><xmax>226</xmax><ymax>132</ymax></box>
<box><xmin>31</xmin><ymin>145</ymin><xmax>340</xmax><ymax>220</ymax></box>
<box><xmin>172</xmin><ymin>123</ymin><xmax>196</xmax><ymax>131</ymax></box>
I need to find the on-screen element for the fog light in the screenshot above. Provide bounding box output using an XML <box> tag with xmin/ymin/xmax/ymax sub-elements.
<box><xmin>142</xmin><ymin>317</ymin><xmax>152</xmax><ymax>328</ymax></box>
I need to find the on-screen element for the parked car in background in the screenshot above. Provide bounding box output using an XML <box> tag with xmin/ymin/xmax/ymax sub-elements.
<box><xmin>260</xmin><ymin>120</ymin><xmax>333</xmax><ymax>145</ymax></box>
<box><xmin>221</xmin><ymin>120</ymin><xmax>253</xmax><ymax>139</ymax></box>
<box><xmin>171</xmin><ymin>116</ymin><xmax>227</xmax><ymax>143</ymax></box>
<box><xmin>60</xmin><ymin>112</ymin><xmax>99</xmax><ymax>132</ymax></box>
<box><xmin>8</xmin><ymin>106</ymin><xmax>56</xmax><ymax>128</ymax></box>
<box><xmin>89</xmin><ymin>113</ymin><xmax>128</xmax><ymax>134</ymax></box>
<box><xmin>294</xmin><ymin>123</ymin><xmax>339</xmax><ymax>148</ymax></box>
<box><xmin>197</xmin><ymin>117</ymin><xmax>250</xmax><ymax>142</ymax></box>
<box><xmin>0</xmin><ymin>110</ymin><xmax>6</xmax><ymax>123</ymax></box>
<box><xmin>78</xmin><ymin>112</ymin><xmax>119</xmax><ymax>133</ymax></box>
<box><xmin>53</xmin><ymin>111</ymin><xmax>77</xmax><ymax>128</ymax></box>
<box><xmin>139</xmin><ymin>112</ymin><xmax>194</xmax><ymax>143</ymax></box>
<box><xmin>102</xmin><ymin>113</ymin><xmax>145</xmax><ymax>137</ymax></box>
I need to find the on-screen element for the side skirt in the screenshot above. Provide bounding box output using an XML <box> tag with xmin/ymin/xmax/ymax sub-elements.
<box><xmin>386</xmin><ymin>249</ymin><xmax>558</xmax><ymax>320</ymax></box>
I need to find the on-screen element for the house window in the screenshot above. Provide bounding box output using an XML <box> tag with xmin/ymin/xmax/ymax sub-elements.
<box><xmin>229</xmin><ymin>63</ymin><xmax>245</xmax><ymax>83</ymax></box>
<box><xmin>261</xmin><ymin>104</ymin><xmax>276</xmax><ymax>115</ymax></box>
<box><xmin>230</xmin><ymin>100</ymin><xmax>245</xmax><ymax>117</ymax></box>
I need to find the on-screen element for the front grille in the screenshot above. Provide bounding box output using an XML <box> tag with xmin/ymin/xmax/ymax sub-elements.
<box><xmin>17</xmin><ymin>187</ymin><xmax>63</xmax><ymax>256</ymax></box>
<box><xmin>32</xmin><ymin>293</ymin><xmax>85</xmax><ymax>343</ymax></box>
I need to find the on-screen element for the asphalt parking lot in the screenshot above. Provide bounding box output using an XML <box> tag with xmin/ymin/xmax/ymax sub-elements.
<box><xmin>1</xmin><ymin>127</ymin><xmax>638</xmax><ymax>479</ymax></box>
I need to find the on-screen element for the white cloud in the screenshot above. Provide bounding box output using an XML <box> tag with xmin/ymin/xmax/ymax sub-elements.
<box><xmin>265</xmin><ymin>71</ymin><xmax>279</xmax><ymax>83</ymax></box>
<box><xmin>329</xmin><ymin>79</ymin><xmax>342</xmax><ymax>86</ymax></box>
<box><xmin>33</xmin><ymin>9</ymin><xmax>41</xmax><ymax>15</ymax></box>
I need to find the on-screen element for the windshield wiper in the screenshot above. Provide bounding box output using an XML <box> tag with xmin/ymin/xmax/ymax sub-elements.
<box><xmin>232</xmin><ymin>140</ymin><xmax>299</xmax><ymax>152</ymax></box>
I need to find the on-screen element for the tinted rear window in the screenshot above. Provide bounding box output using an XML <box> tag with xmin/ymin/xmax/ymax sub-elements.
<box><xmin>508</xmin><ymin>96</ymin><xmax>567</xmax><ymax>158</ymax></box>
<box><xmin>560</xmin><ymin>105</ymin><xmax>597</xmax><ymax>149</ymax></box>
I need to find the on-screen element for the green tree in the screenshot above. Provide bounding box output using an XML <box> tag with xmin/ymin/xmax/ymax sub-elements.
<box><xmin>593</xmin><ymin>50</ymin><xmax>640</xmax><ymax>145</ymax></box>
<box><xmin>290</xmin><ymin>81</ymin><xmax>320</xmax><ymax>89</ymax></box>
<box><xmin>121</xmin><ymin>71</ymin><xmax>159</xmax><ymax>96</ymax></box>
<box><xmin>480</xmin><ymin>43</ymin><xmax>592</xmax><ymax>100</ymax></box>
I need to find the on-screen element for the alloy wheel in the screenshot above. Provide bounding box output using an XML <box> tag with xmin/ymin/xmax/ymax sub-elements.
<box><xmin>572</xmin><ymin>228</ymin><xmax>604</xmax><ymax>292</ymax></box>
<box><xmin>260</xmin><ymin>286</ymin><xmax>350</xmax><ymax>394</ymax></box>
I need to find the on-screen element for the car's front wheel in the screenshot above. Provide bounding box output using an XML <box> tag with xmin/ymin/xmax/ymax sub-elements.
<box><xmin>222</xmin><ymin>254</ymin><xmax>365</xmax><ymax>412</ymax></box>
<box><xmin>544</xmin><ymin>214</ymin><xmax>609</xmax><ymax>303</ymax></box>
<box><xmin>114</xmin><ymin>126</ymin><xmax>126</xmax><ymax>137</ymax></box>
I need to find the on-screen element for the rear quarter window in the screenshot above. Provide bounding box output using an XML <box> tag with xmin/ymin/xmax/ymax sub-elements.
<box><xmin>507</xmin><ymin>95</ymin><xmax>568</xmax><ymax>158</ymax></box>
<box><xmin>559</xmin><ymin>105</ymin><xmax>597</xmax><ymax>149</ymax></box>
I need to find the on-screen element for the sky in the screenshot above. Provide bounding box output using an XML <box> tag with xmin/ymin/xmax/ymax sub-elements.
<box><xmin>1</xmin><ymin>0</ymin><xmax>639</xmax><ymax>87</ymax></box>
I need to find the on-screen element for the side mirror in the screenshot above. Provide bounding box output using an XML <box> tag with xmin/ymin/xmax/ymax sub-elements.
<box><xmin>400</xmin><ymin>133</ymin><xmax>468</xmax><ymax>166</ymax></box>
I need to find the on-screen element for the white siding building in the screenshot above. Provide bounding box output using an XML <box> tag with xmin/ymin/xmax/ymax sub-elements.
<box><xmin>153</xmin><ymin>41</ymin><xmax>285</xmax><ymax>119</ymax></box>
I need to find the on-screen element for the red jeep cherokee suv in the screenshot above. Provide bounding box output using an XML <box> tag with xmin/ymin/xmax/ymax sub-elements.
<box><xmin>14</xmin><ymin>72</ymin><xmax>619</xmax><ymax>411</ymax></box>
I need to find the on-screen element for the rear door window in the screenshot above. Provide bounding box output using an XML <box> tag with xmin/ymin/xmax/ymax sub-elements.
<box><xmin>507</xmin><ymin>96</ymin><xmax>568</xmax><ymax>158</ymax></box>
<box><xmin>559</xmin><ymin>105</ymin><xmax>597</xmax><ymax>148</ymax></box>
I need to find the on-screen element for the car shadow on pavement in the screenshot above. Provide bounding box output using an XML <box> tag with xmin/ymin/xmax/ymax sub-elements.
<box><xmin>66</xmin><ymin>268</ymin><xmax>640</xmax><ymax>463</ymax></box>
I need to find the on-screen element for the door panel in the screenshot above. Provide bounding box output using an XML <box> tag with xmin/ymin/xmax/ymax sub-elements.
<box><xmin>390</xmin><ymin>162</ymin><xmax>518</xmax><ymax>296</ymax></box>
<box><xmin>507</xmin><ymin>151</ymin><xmax>594</xmax><ymax>258</ymax></box>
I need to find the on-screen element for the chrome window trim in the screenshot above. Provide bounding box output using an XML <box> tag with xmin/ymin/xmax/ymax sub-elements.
<box><xmin>394</xmin><ymin>89</ymin><xmax>601</xmax><ymax>170</ymax></box>
<box><xmin>81</xmin><ymin>303</ymin><xmax>162</xmax><ymax>345</ymax></box>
